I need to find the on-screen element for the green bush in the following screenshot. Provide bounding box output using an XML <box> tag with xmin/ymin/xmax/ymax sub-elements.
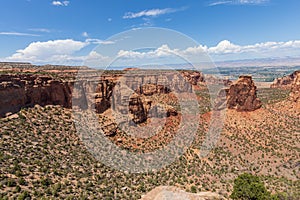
<box><xmin>17</xmin><ymin>191</ymin><xmax>30</xmax><ymax>200</ymax></box>
<box><xmin>190</xmin><ymin>185</ymin><xmax>197</xmax><ymax>193</ymax></box>
<box><xmin>230</xmin><ymin>173</ymin><xmax>272</xmax><ymax>200</ymax></box>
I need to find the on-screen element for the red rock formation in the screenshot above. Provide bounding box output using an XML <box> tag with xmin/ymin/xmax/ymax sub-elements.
<box><xmin>181</xmin><ymin>71</ymin><xmax>204</xmax><ymax>85</ymax></box>
<box><xmin>0</xmin><ymin>74</ymin><xmax>72</xmax><ymax>117</ymax></box>
<box><xmin>128</xmin><ymin>94</ymin><xmax>148</xmax><ymax>124</ymax></box>
<box><xmin>226</xmin><ymin>76</ymin><xmax>262</xmax><ymax>111</ymax></box>
<box><xmin>215</xmin><ymin>76</ymin><xmax>262</xmax><ymax>111</ymax></box>
<box><xmin>289</xmin><ymin>71</ymin><xmax>300</xmax><ymax>102</ymax></box>
<box><xmin>271</xmin><ymin>70</ymin><xmax>299</xmax><ymax>89</ymax></box>
<box><xmin>137</xmin><ymin>83</ymin><xmax>169</xmax><ymax>96</ymax></box>
<box><xmin>0</xmin><ymin>68</ymin><xmax>230</xmax><ymax>118</ymax></box>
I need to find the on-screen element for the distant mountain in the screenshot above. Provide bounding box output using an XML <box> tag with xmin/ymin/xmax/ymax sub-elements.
<box><xmin>214</xmin><ymin>57</ymin><xmax>300</xmax><ymax>68</ymax></box>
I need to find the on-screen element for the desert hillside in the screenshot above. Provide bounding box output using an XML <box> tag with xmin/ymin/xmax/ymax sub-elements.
<box><xmin>0</xmin><ymin>65</ymin><xmax>299</xmax><ymax>199</ymax></box>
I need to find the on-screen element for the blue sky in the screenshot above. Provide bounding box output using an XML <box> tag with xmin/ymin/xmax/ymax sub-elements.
<box><xmin>0</xmin><ymin>0</ymin><xmax>300</xmax><ymax>66</ymax></box>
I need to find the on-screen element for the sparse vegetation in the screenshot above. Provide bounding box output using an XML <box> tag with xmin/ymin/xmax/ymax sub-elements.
<box><xmin>0</xmin><ymin>69</ymin><xmax>299</xmax><ymax>199</ymax></box>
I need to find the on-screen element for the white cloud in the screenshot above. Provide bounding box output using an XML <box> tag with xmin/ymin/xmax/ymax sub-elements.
<box><xmin>84</xmin><ymin>51</ymin><xmax>111</xmax><ymax>67</ymax></box>
<box><xmin>3</xmin><ymin>38</ymin><xmax>116</xmax><ymax>65</ymax></box>
<box><xmin>0</xmin><ymin>32</ymin><xmax>39</xmax><ymax>37</ymax></box>
<box><xmin>113</xmin><ymin>40</ymin><xmax>300</xmax><ymax>63</ymax></box>
<box><xmin>4</xmin><ymin>38</ymin><xmax>300</xmax><ymax>66</ymax></box>
<box><xmin>85</xmin><ymin>38</ymin><xmax>115</xmax><ymax>45</ymax></box>
<box><xmin>209</xmin><ymin>1</ymin><xmax>233</xmax><ymax>6</ymax></box>
<box><xmin>209</xmin><ymin>0</ymin><xmax>269</xmax><ymax>6</ymax></box>
<box><xmin>5</xmin><ymin>39</ymin><xmax>87</xmax><ymax>64</ymax></box>
<box><xmin>237</xmin><ymin>0</ymin><xmax>269</xmax><ymax>4</ymax></box>
<box><xmin>123</xmin><ymin>7</ymin><xmax>185</xmax><ymax>19</ymax></box>
<box><xmin>117</xmin><ymin>45</ymin><xmax>176</xmax><ymax>59</ymax></box>
<box><xmin>207</xmin><ymin>40</ymin><xmax>300</xmax><ymax>55</ymax></box>
<box><xmin>208</xmin><ymin>40</ymin><xmax>240</xmax><ymax>54</ymax></box>
<box><xmin>29</xmin><ymin>28</ymin><xmax>51</xmax><ymax>33</ymax></box>
<box><xmin>82</xmin><ymin>32</ymin><xmax>89</xmax><ymax>37</ymax></box>
<box><xmin>52</xmin><ymin>1</ymin><xmax>69</xmax><ymax>6</ymax></box>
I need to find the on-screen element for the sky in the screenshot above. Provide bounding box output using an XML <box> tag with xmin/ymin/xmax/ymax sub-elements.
<box><xmin>0</xmin><ymin>0</ymin><xmax>300</xmax><ymax>67</ymax></box>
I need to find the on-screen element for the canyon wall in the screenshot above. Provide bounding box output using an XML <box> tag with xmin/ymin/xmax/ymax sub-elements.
<box><xmin>0</xmin><ymin>74</ymin><xmax>72</xmax><ymax>117</ymax></box>
<box><xmin>0</xmin><ymin>63</ymin><xmax>236</xmax><ymax>118</ymax></box>
<box><xmin>289</xmin><ymin>71</ymin><xmax>300</xmax><ymax>102</ymax></box>
<box><xmin>0</xmin><ymin>70</ymin><xmax>208</xmax><ymax>117</ymax></box>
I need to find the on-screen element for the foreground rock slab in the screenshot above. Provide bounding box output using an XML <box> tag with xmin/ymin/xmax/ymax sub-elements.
<box><xmin>140</xmin><ymin>186</ymin><xmax>226</xmax><ymax>200</ymax></box>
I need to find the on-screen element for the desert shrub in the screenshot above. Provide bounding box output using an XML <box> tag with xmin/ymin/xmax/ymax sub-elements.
<box><xmin>17</xmin><ymin>191</ymin><xmax>30</xmax><ymax>200</ymax></box>
<box><xmin>230</xmin><ymin>173</ymin><xmax>272</xmax><ymax>200</ymax></box>
<box><xmin>190</xmin><ymin>185</ymin><xmax>197</xmax><ymax>193</ymax></box>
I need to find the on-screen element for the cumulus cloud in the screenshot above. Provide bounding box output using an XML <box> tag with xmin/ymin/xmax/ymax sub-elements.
<box><xmin>4</xmin><ymin>38</ymin><xmax>300</xmax><ymax>66</ymax></box>
<box><xmin>113</xmin><ymin>40</ymin><xmax>300</xmax><ymax>63</ymax></box>
<box><xmin>207</xmin><ymin>40</ymin><xmax>300</xmax><ymax>55</ymax></box>
<box><xmin>84</xmin><ymin>51</ymin><xmax>111</xmax><ymax>67</ymax></box>
<box><xmin>52</xmin><ymin>1</ymin><xmax>69</xmax><ymax>6</ymax></box>
<box><xmin>5</xmin><ymin>39</ymin><xmax>87</xmax><ymax>64</ymax></box>
<box><xmin>3</xmin><ymin>38</ymin><xmax>116</xmax><ymax>65</ymax></box>
<box><xmin>117</xmin><ymin>45</ymin><xmax>177</xmax><ymax>59</ymax></box>
<box><xmin>123</xmin><ymin>7</ymin><xmax>185</xmax><ymax>19</ymax></box>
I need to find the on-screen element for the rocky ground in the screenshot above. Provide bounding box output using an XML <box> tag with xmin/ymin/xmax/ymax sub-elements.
<box><xmin>0</xmin><ymin>66</ymin><xmax>299</xmax><ymax>199</ymax></box>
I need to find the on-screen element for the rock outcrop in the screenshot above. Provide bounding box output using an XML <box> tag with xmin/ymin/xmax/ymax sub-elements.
<box><xmin>289</xmin><ymin>71</ymin><xmax>300</xmax><ymax>102</ymax></box>
<box><xmin>271</xmin><ymin>70</ymin><xmax>299</xmax><ymax>89</ymax></box>
<box><xmin>128</xmin><ymin>94</ymin><xmax>149</xmax><ymax>124</ymax></box>
<box><xmin>215</xmin><ymin>76</ymin><xmax>262</xmax><ymax>111</ymax></box>
<box><xmin>226</xmin><ymin>76</ymin><xmax>262</xmax><ymax>111</ymax></box>
<box><xmin>181</xmin><ymin>71</ymin><xmax>204</xmax><ymax>85</ymax></box>
<box><xmin>0</xmin><ymin>74</ymin><xmax>73</xmax><ymax>117</ymax></box>
<box><xmin>0</xmin><ymin>73</ymin><xmax>117</xmax><ymax>117</ymax></box>
<box><xmin>140</xmin><ymin>186</ymin><xmax>227</xmax><ymax>200</ymax></box>
<box><xmin>0</xmin><ymin>66</ymin><xmax>231</xmax><ymax>118</ymax></box>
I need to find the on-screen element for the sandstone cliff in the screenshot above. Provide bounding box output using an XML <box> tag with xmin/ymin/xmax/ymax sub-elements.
<box><xmin>0</xmin><ymin>66</ymin><xmax>230</xmax><ymax>118</ymax></box>
<box><xmin>289</xmin><ymin>71</ymin><xmax>300</xmax><ymax>102</ymax></box>
<box><xmin>0</xmin><ymin>74</ymin><xmax>72</xmax><ymax>117</ymax></box>
<box><xmin>271</xmin><ymin>70</ymin><xmax>299</xmax><ymax>89</ymax></box>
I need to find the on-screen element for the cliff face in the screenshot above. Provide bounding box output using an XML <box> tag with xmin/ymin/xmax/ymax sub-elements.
<box><xmin>0</xmin><ymin>69</ymin><xmax>230</xmax><ymax>117</ymax></box>
<box><xmin>0</xmin><ymin>75</ymin><xmax>72</xmax><ymax>117</ymax></box>
<box><xmin>0</xmin><ymin>73</ymin><xmax>119</xmax><ymax>117</ymax></box>
<box><xmin>289</xmin><ymin>71</ymin><xmax>300</xmax><ymax>102</ymax></box>
<box><xmin>271</xmin><ymin>70</ymin><xmax>299</xmax><ymax>89</ymax></box>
